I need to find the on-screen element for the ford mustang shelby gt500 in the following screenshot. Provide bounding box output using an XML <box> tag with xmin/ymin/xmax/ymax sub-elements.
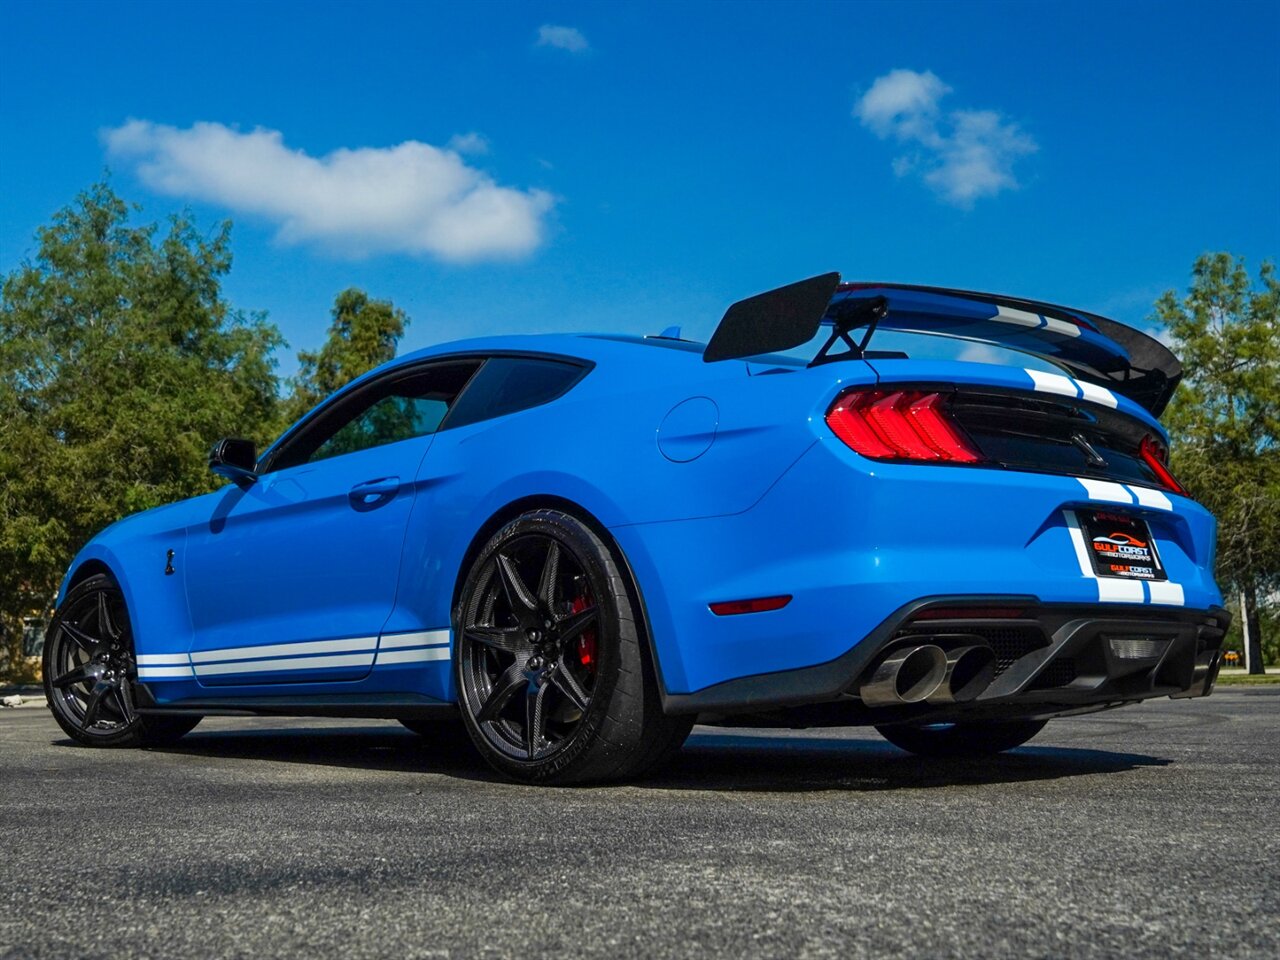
<box><xmin>44</xmin><ymin>274</ymin><xmax>1228</xmax><ymax>783</ymax></box>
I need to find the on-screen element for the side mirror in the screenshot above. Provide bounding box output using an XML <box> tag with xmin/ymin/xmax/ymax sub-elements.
<box><xmin>209</xmin><ymin>438</ymin><xmax>258</xmax><ymax>486</ymax></box>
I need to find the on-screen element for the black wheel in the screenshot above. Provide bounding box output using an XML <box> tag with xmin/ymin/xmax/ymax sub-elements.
<box><xmin>875</xmin><ymin>718</ymin><xmax>1048</xmax><ymax>757</ymax></box>
<box><xmin>454</xmin><ymin>509</ymin><xmax>692</xmax><ymax>784</ymax></box>
<box><xmin>43</xmin><ymin>573</ymin><xmax>200</xmax><ymax>748</ymax></box>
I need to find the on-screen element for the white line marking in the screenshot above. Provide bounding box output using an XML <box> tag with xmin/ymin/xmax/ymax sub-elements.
<box><xmin>1076</xmin><ymin>478</ymin><xmax>1135</xmax><ymax>504</ymax></box>
<box><xmin>190</xmin><ymin>637</ymin><xmax>378</xmax><ymax>664</ymax></box>
<box><xmin>1042</xmin><ymin>317</ymin><xmax>1081</xmax><ymax>338</ymax></box>
<box><xmin>1097</xmin><ymin>578</ymin><xmax>1145</xmax><ymax>603</ymax></box>
<box><xmin>1064</xmin><ymin>511</ymin><xmax>1095</xmax><ymax>579</ymax></box>
<box><xmin>375</xmin><ymin>647</ymin><xmax>451</xmax><ymax>666</ymax></box>
<box><xmin>1126</xmin><ymin>485</ymin><xmax>1173</xmax><ymax>511</ymax></box>
<box><xmin>1076</xmin><ymin>381</ymin><xmax>1119</xmax><ymax>408</ymax></box>
<box><xmin>1026</xmin><ymin>369</ymin><xmax>1080</xmax><ymax>398</ymax></box>
<box><xmin>136</xmin><ymin>654</ymin><xmax>191</xmax><ymax>665</ymax></box>
<box><xmin>136</xmin><ymin>666</ymin><xmax>195</xmax><ymax>679</ymax></box>
<box><xmin>995</xmin><ymin>307</ymin><xmax>1042</xmax><ymax>328</ymax></box>
<box><xmin>193</xmin><ymin>653</ymin><xmax>375</xmax><ymax>677</ymax></box>
<box><xmin>379</xmin><ymin>630</ymin><xmax>450</xmax><ymax>650</ymax></box>
<box><xmin>1147</xmin><ymin>581</ymin><xmax>1185</xmax><ymax>606</ymax></box>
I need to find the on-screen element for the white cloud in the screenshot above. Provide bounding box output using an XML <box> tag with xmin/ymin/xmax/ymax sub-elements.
<box><xmin>536</xmin><ymin>24</ymin><xmax>589</xmax><ymax>53</ymax></box>
<box><xmin>446</xmin><ymin>131</ymin><xmax>489</xmax><ymax>155</ymax></box>
<box><xmin>103</xmin><ymin>120</ymin><xmax>554</xmax><ymax>262</ymax></box>
<box><xmin>853</xmin><ymin>69</ymin><xmax>1037</xmax><ymax>207</ymax></box>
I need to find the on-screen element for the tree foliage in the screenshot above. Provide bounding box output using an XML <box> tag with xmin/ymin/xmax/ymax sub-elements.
<box><xmin>0</xmin><ymin>182</ymin><xmax>283</xmax><ymax>673</ymax></box>
<box><xmin>285</xmin><ymin>288</ymin><xmax>408</xmax><ymax>425</ymax></box>
<box><xmin>1157</xmin><ymin>253</ymin><xmax>1280</xmax><ymax>670</ymax></box>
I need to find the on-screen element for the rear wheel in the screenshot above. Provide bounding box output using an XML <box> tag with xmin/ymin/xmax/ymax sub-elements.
<box><xmin>875</xmin><ymin>719</ymin><xmax>1048</xmax><ymax>757</ymax></box>
<box><xmin>454</xmin><ymin>509</ymin><xmax>691</xmax><ymax>784</ymax></box>
<box><xmin>43</xmin><ymin>573</ymin><xmax>200</xmax><ymax>748</ymax></box>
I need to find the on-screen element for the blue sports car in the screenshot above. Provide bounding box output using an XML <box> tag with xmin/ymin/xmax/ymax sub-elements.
<box><xmin>44</xmin><ymin>274</ymin><xmax>1228</xmax><ymax>783</ymax></box>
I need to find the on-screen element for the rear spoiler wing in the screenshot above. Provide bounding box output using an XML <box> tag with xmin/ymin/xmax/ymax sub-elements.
<box><xmin>702</xmin><ymin>273</ymin><xmax>1182</xmax><ymax>416</ymax></box>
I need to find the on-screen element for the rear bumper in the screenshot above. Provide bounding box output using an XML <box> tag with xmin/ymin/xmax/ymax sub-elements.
<box><xmin>661</xmin><ymin>597</ymin><xmax>1229</xmax><ymax>721</ymax></box>
<box><xmin>613</xmin><ymin>436</ymin><xmax>1225</xmax><ymax>700</ymax></box>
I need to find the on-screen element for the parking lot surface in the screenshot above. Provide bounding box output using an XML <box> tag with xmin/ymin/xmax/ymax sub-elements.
<box><xmin>1</xmin><ymin>690</ymin><xmax>1277</xmax><ymax>959</ymax></box>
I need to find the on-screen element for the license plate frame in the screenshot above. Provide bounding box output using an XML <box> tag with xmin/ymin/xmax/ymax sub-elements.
<box><xmin>1077</xmin><ymin>508</ymin><xmax>1167</xmax><ymax>581</ymax></box>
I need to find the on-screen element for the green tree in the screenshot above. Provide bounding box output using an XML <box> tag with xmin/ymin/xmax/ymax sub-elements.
<box><xmin>1156</xmin><ymin>253</ymin><xmax>1280</xmax><ymax>673</ymax></box>
<box><xmin>0</xmin><ymin>182</ymin><xmax>282</xmax><ymax>676</ymax></box>
<box><xmin>285</xmin><ymin>288</ymin><xmax>409</xmax><ymax>425</ymax></box>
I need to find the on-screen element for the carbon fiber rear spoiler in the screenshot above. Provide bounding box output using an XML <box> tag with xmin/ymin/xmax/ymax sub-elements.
<box><xmin>702</xmin><ymin>274</ymin><xmax>1182</xmax><ymax>416</ymax></box>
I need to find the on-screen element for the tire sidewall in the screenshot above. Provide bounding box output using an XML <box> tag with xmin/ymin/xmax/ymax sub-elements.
<box><xmin>43</xmin><ymin>573</ymin><xmax>144</xmax><ymax>747</ymax></box>
<box><xmin>453</xmin><ymin>510</ymin><xmax>633</xmax><ymax>782</ymax></box>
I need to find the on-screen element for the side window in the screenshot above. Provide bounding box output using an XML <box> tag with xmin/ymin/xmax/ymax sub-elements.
<box><xmin>267</xmin><ymin>361</ymin><xmax>480</xmax><ymax>471</ymax></box>
<box><xmin>311</xmin><ymin>393</ymin><xmax>450</xmax><ymax>463</ymax></box>
<box><xmin>442</xmin><ymin>356</ymin><xmax>586</xmax><ymax>431</ymax></box>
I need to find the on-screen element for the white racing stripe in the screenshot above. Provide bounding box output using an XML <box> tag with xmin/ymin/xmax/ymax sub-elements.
<box><xmin>191</xmin><ymin>636</ymin><xmax>378</xmax><ymax>664</ymax></box>
<box><xmin>1064</xmin><ymin>511</ymin><xmax>1095</xmax><ymax>578</ymax></box>
<box><xmin>995</xmin><ymin>307</ymin><xmax>1042</xmax><ymax>328</ymax></box>
<box><xmin>1076</xmin><ymin>478</ymin><xmax>1135</xmax><ymax>504</ymax></box>
<box><xmin>1126</xmin><ymin>485</ymin><xmax>1173</xmax><ymax>511</ymax></box>
<box><xmin>194</xmin><ymin>652</ymin><xmax>376</xmax><ymax>677</ymax></box>
<box><xmin>1025</xmin><ymin>369</ymin><xmax>1080</xmax><ymax>398</ymax></box>
<box><xmin>1147</xmin><ymin>581</ymin><xmax>1185</xmax><ymax>606</ymax></box>
<box><xmin>1076</xmin><ymin>381</ymin><xmax>1119</xmax><ymax>408</ymax></box>
<box><xmin>379</xmin><ymin>630</ymin><xmax>450</xmax><ymax>650</ymax></box>
<box><xmin>1097</xmin><ymin>578</ymin><xmax>1145</xmax><ymax>603</ymax></box>
<box><xmin>1041</xmin><ymin>317</ymin><xmax>1081</xmax><ymax>338</ymax></box>
<box><xmin>376</xmin><ymin>647</ymin><xmax>451</xmax><ymax>666</ymax></box>
<box><xmin>141</xmin><ymin>628</ymin><xmax>455</xmax><ymax>680</ymax></box>
<box><xmin>137</xmin><ymin>665</ymin><xmax>195</xmax><ymax>679</ymax></box>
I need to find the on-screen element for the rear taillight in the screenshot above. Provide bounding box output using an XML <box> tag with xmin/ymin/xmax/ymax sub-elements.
<box><xmin>826</xmin><ymin>389</ymin><xmax>982</xmax><ymax>463</ymax></box>
<box><xmin>1139</xmin><ymin>435</ymin><xmax>1185</xmax><ymax>494</ymax></box>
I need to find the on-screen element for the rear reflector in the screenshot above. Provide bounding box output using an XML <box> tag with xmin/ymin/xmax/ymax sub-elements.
<box><xmin>709</xmin><ymin>595</ymin><xmax>792</xmax><ymax>616</ymax></box>
<box><xmin>1139</xmin><ymin>435</ymin><xmax>1185</xmax><ymax>494</ymax></box>
<box><xmin>826</xmin><ymin>389</ymin><xmax>981</xmax><ymax>463</ymax></box>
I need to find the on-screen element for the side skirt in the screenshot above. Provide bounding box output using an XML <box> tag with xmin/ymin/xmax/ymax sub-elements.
<box><xmin>134</xmin><ymin>686</ymin><xmax>458</xmax><ymax>721</ymax></box>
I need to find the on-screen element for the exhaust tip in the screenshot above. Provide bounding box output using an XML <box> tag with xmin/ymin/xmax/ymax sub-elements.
<box><xmin>935</xmin><ymin>645</ymin><xmax>997</xmax><ymax>704</ymax></box>
<box><xmin>861</xmin><ymin>644</ymin><xmax>947</xmax><ymax>707</ymax></box>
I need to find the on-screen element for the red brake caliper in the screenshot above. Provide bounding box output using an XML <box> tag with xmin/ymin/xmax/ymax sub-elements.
<box><xmin>570</xmin><ymin>590</ymin><xmax>597</xmax><ymax>674</ymax></box>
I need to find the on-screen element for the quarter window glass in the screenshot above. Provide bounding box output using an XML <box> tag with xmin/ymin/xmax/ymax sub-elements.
<box><xmin>444</xmin><ymin>357</ymin><xmax>585</xmax><ymax>430</ymax></box>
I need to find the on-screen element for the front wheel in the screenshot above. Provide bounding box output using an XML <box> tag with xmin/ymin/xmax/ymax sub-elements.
<box><xmin>43</xmin><ymin>573</ymin><xmax>200</xmax><ymax>748</ymax></box>
<box><xmin>454</xmin><ymin>509</ymin><xmax>691</xmax><ymax>784</ymax></box>
<box><xmin>875</xmin><ymin>719</ymin><xmax>1048</xmax><ymax>757</ymax></box>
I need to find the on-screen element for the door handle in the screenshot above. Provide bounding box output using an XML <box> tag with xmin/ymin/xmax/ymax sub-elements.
<box><xmin>348</xmin><ymin>476</ymin><xmax>401</xmax><ymax>510</ymax></box>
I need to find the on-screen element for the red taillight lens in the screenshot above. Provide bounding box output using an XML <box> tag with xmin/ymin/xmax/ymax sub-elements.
<box><xmin>1139</xmin><ymin>435</ymin><xmax>1185</xmax><ymax>494</ymax></box>
<box><xmin>826</xmin><ymin>389</ymin><xmax>982</xmax><ymax>463</ymax></box>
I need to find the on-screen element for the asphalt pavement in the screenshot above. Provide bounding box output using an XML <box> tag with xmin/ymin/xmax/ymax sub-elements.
<box><xmin>1</xmin><ymin>690</ymin><xmax>1277</xmax><ymax>959</ymax></box>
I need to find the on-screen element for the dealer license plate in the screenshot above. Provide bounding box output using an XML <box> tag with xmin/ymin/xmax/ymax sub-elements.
<box><xmin>1077</xmin><ymin>509</ymin><xmax>1167</xmax><ymax>581</ymax></box>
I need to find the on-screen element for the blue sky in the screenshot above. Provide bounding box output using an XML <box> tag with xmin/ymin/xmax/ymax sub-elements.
<box><xmin>2</xmin><ymin>0</ymin><xmax>1277</xmax><ymax>377</ymax></box>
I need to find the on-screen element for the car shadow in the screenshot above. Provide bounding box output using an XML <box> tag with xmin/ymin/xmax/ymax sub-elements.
<box><xmin>90</xmin><ymin>723</ymin><xmax>1170</xmax><ymax>792</ymax></box>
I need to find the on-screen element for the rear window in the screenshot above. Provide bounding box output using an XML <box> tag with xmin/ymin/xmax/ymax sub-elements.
<box><xmin>442</xmin><ymin>356</ymin><xmax>587</xmax><ymax>430</ymax></box>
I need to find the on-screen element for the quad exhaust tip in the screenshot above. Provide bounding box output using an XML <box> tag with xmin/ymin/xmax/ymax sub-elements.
<box><xmin>928</xmin><ymin>645</ymin><xmax>997</xmax><ymax>704</ymax></box>
<box><xmin>860</xmin><ymin>644</ymin><xmax>948</xmax><ymax>707</ymax></box>
<box><xmin>859</xmin><ymin>642</ymin><xmax>997</xmax><ymax>707</ymax></box>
